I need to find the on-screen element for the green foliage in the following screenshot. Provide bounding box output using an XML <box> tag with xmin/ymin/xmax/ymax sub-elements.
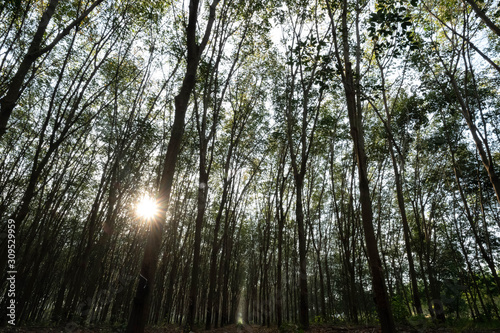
<box><xmin>391</xmin><ymin>295</ymin><xmax>411</xmax><ymax>323</ymax></box>
<box><xmin>368</xmin><ymin>0</ymin><xmax>420</xmax><ymax>55</ymax></box>
<box><xmin>279</xmin><ymin>322</ymin><xmax>301</xmax><ymax>333</ymax></box>
<box><xmin>3</xmin><ymin>0</ymin><xmax>500</xmax><ymax>329</ymax></box>
<box><xmin>407</xmin><ymin>314</ymin><xmax>434</xmax><ymax>331</ymax></box>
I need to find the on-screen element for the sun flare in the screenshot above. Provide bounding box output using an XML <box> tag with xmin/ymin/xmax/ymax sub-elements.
<box><xmin>136</xmin><ymin>195</ymin><xmax>158</xmax><ymax>220</ymax></box>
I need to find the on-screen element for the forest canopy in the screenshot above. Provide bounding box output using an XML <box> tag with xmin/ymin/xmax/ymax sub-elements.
<box><xmin>1</xmin><ymin>0</ymin><xmax>500</xmax><ymax>332</ymax></box>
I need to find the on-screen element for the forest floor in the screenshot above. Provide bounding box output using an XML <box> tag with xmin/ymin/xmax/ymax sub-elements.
<box><xmin>145</xmin><ymin>323</ymin><xmax>500</xmax><ymax>333</ymax></box>
<box><xmin>172</xmin><ymin>323</ymin><xmax>500</xmax><ymax>333</ymax></box>
<box><xmin>2</xmin><ymin>323</ymin><xmax>500</xmax><ymax>333</ymax></box>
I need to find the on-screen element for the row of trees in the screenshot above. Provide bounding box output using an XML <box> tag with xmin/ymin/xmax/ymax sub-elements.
<box><xmin>1</xmin><ymin>0</ymin><xmax>499</xmax><ymax>332</ymax></box>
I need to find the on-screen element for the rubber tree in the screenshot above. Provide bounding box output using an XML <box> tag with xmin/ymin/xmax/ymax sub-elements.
<box><xmin>280</xmin><ymin>4</ymin><xmax>328</xmax><ymax>327</ymax></box>
<box><xmin>125</xmin><ymin>1</ymin><xmax>219</xmax><ymax>332</ymax></box>
<box><xmin>326</xmin><ymin>0</ymin><xmax>396</xmax><ymax>330</ymax></box>
<box><xmin>0</xmin><ymin>0</ymin><xmax>105</xmax><ymax>138</ymax></box>
<box><xmin>371</xmin><ymin>57</ymin><xmax>423</xmax><ymax>315</ymax></box>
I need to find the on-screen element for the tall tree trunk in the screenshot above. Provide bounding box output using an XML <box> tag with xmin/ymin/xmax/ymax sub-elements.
<box><xmin>275</xmin><ymin>151</ymin><xmax>287</xmax><ymax>328</ymax></box>
<box><xmin>444</xmin><ymin>63</ymin><xmax>500</xmax><ymax>205</ymax></box>
<box><xmin>126</xmin><ymin>1</ymin><xmax>218</xmax><ymax>332</ymax></box>
<box><xmin>377</xmin><ymin>62</ymin><xmax>423</xmax><ymax>315</ymax></box>
<box><xmin>186</xmin><ymin>169</ymin><xmax>209</xmax><ymax>330</ymax></box>
<box><xmin>464</xmin><ymin>0</ymin><xmax>500</xmax><ymax>37</ymax></box>
<box><xmin>206</xmin><ymin>144</ymin><xmax>235</xmax><ymax>329</ymax></box>
<box><xmin>334</xmin><ymin>0</ymin><xmax>396</xmax><ymax>330</ymax></box>
<box><xmin>295</xmin><ymin>175</ymin><xmax>310</xmax><ymax>329</ymax></box>
<box><xmin>448</xmin><ymin>147</ymin><xmax>500</xmax><ymax>294</ymax></box>
<box><xmin>0</xmin><ymin>0</ymin><xmax>105</xmax><ymax>137</ymax></box>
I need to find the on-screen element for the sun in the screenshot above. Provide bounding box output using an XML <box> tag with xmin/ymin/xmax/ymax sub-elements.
<box><xmin>136</xmin><ymin>195</ymin><xmax>158</xmax><ymax>220</ymax></box>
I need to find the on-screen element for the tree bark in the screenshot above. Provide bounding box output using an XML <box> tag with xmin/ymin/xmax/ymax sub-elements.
<box><xmin>334</xmin><ymin>0</ymin><xmax>396</xmax><ymax>330</ymax></box>
<box><xmin>438</xmin><ymin>49</ymin><xmax>500</xmax><ymax>205</ymax></box>
<box><xmin>295</xmin><ymin>175</ymin><xmax>310</xmax><ymax>329</ymax></box>
<box><xmin>377</xmin><ymin>62</ymin><xmax>423</xmax><ymax>315</ymax></box>
<box><xmin>275</xmin><ymin>148</ymin><xmax>288</xmax><ymax>328</ymax></box>
<box><xmin>464</xmin><ymin>0</ymin><xmax>500</xmax><ymax>37</ymax></box>
<box><xmin>126</xmin><ymin>1</ymin><xmax>218</xmax><ymax>332</ymax></box>
<box><xmin>0</xmin><ymin>0</ymin><xmax>105</xmax><ymax>137</ymax></box>
<box><xmin>186</xmin><ymin>169</ymin><xmax>209</xmax><ymax>330</ymax></box>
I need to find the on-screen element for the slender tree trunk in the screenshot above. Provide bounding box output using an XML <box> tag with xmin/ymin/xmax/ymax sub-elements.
<box><xmin>206</xmin><ymin>152</ymin><xmax>234</xmax><ymax>329</ymax></box>
<box><xmin>0</xmin><ymin>0</ymin><xmax>60</xmax><ymax>137</ymax></box>
<box><xmin>335</xmin><ymin>0</ymin><xmax>395</xmax><ymax>330</ymax></box>
<box><xmin>448</xmin><ymin>148</ymin><xmax>500</xmax><ymax>294</ymax></box>
<box><xmin>126</xmin><ymin>2</ymin><xmax>218</xmax><ymax>332</ymax></box>
<box><xmin>276</xmin><ymin>155</ymin><xmax>287</xmax><ymax>328</ymax></box>
<box><xmin>294</xmin><ymin>175</ymin><xmax>310</xmax><ymax>329</ymax></box>
<box><xmin>377</xmin><ymin>62</ymin><xmax>423</xmax><ymax>315</ymax></box>
<box><xmin>276</xmin><ymin>210</ymin><xmax>284</xmax><ymax>328</ymax></box>
<box><xmin>445</xmin><ymin>67</ymin><xmax>500</xmax><ymax>205</ymax></box>
<box><xmin>186</xmin><ymin>167</ymin><xmax>209</xmax><ymax>330</ymax></box>
<box><xmin>464</xmin><ymin>0</ymin><xmax>500</xmax><ymax>37</ymax></box>
<box><xmin>0</xmin><ymin>0</ymin><xmax>105</xmax><ymax>137</ymax></box>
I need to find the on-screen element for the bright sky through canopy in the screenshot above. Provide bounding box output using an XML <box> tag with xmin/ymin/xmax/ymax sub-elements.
<box><xmin>136</xmin><ymin>195</ymin><xmax>158</xmax><ymax>220</ymax></box>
